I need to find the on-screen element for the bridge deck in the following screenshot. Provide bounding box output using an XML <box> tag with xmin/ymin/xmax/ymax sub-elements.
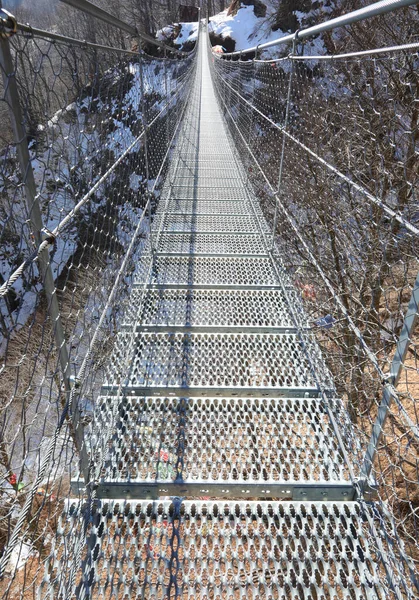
<box><xmin>44</xmin><ymin>31</ymin><xmax>393</xmax><ymax>600</ymax></box>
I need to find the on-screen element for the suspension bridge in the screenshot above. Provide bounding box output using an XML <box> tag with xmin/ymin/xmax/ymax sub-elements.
<box><xmin>0</xmin><ymin>0</ymin><xmax>418</xmax><ymax>598</ymax></box>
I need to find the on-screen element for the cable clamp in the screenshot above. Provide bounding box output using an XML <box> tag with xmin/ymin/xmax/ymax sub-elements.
<box><xmin>40</xmin><ymin>228</ymin><xmax>56</xmax><ymax>246</ymax></box>
<box><xmin>0</xmin><ymin>9</ymin><xmax>17</xmax><ymax>39</ymax></box>
<box><xmin>355</xmin><ymin>478</ymin><xmax>378</xmax><ymax>501</ymax></box>
<box><xmin>382</xmin><ymin>373</ymin><xmax>396</xmax><ymax>386</ymax></box>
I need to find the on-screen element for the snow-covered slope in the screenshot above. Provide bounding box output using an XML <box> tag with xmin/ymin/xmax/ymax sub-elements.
<box><xmin>208</xmin><ymin>1</ymin><xmax>335</xmax><ymax>55</ymax></box>
<box><xmin>209</xmin><ymin>4</ymin><xmax>280</xmax><ymax>52</ymax></box>
<box><xmin>157</xmin><ymin>22</ymin><xmax>199</xmax><ymax>52</ymax></box>
<box><xmin>0</xmin><ymin>58</ymin><xmax>172</xmax><ymax>338</ymax></box>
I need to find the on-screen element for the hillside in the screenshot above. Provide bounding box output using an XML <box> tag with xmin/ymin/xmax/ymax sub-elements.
<box><xmin>208</xmin><ymin>0</ymin><xmax>336</xmax><ymax>54</ymax></box>
<box><xmin>0</xmin><ymin>56</ymin><xmax>175</xmax><ymax>341</ymax></box>
<box><xmin>157</xmin><ymin>22</ymin><xmax>199</xmax><ymax>52</ymax></box>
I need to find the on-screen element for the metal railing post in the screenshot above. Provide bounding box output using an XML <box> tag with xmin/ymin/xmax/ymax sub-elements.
<box><xmin>360</xmin><ymin>269</ymin><xmax>419</xmax><ymax>482</ymax></box>
<box><xmin>271</xmin><ymin>37</ymin><xmax>298</xmax><ymax>250</ymax></box>
<box><xmin>164</xmin><ymin>47</ymin><xmax>170</xmax><ymax>155</ymax></box>
<box><xmin>0</xmin><ymin>27</ymin><xmax>89</xmax><ymax>479</ymax></box>
<box><xmin>245</xmin><ymin>47</ymin><xmax>257</xmax><ymax>190</ymax></box>
<box><xmin>138</xmin><ymin>47</ymin><xmax>153</xmax><ymax>253</ymax></box>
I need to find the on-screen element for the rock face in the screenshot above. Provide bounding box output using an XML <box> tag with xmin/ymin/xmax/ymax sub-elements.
<box><xmin>227</xmin><ymin>0</ymin><xmax>267</xmax><ymax>19</ymax></box>
<box><xmin>178</xmin><ymin>4</ymin><xmax>199</xmax><ymax>22</ymax></box>
<box><xmin>252</xmin><ymin>0</ymin><xmax>267</xmax><ymax>18</ymax></box>
<box><xmin>209</xmin><ymin>31</ymin><xmax>236</xmax><ymax>52</ymax></box>
<box><xmin>271</xmin><ymin>0</ymin><xmax>329</xmax><ymax>33</ymax></box>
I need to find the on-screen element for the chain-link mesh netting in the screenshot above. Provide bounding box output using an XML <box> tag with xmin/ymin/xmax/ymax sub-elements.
<box><xmin>1</xmin><ymin>2</ymin><xmax>419</xmax><ymax>598</ymax></box>
<box><xmin>211</xmin><ymin>9</ymin><xmax>419</xmax><ymax>595</ymax></box>
<box><xmin>0</xmin><ymin>14</ymin><xmax>196</xmax><ymax>596</ymax></box>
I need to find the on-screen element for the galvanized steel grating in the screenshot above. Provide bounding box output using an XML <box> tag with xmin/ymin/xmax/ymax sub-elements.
<box><xmin>168</xmin><ymin>186</ymin><xmax>249</xmax><ymax>200</ymax></box>
<box><xmin>153</xmin><ymin>214</ymin><xmax>267</xmax><ymax>234</ymax></box>
<box><xmin>102</xmin><ymin>332</ymin><xmax>322</xmax><ymax>396</ymax></box>
<box><xmin>169</xmin><ymin>177</ymin><xmax>245</xmax><ymax>189</ymax></box>
<box><xmin>159</xmin><ymin>200</ymin><xmax>253</xmax><ymax>215</ymax></box>
<box><xmin>133</xmin><ymin>256</ymin><xmax>282</xmax><ymax>288</ymax></box>
<box><xmin>174</xmin><ymin>167</ymin><xmax>244</xmax><ymax>179</ymax></box>
<box><xmin>154</xmin><ymin>233</ymin><xmax>268</xmax><ymax>255</ymax></box>
<box><xmin>94</xmin><ymin>397</ymin><xmax>352</xmax><ymax>494</ymax></box>
<box><xmin>121</xmin><ymin>289</ymin><xmax>301</xmax><ymax>331</ymax></box>
<box><xmin>41</xmin><ymin>500</ymin><xmax>389</xmax><ymax>599</ymax></box>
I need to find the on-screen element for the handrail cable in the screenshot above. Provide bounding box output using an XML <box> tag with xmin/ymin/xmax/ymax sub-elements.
<box><xmin>214</xmin><ymin>74</ymin><xmax>419</xmax><ymax>238</ymax></box>
<box><xmin>14</xmin><ymin>23</ymin><xmax>141</xmax><ymax>56</ymax></box>
<box><xmin>251</xmin><ymin>40</ymin><xmax>419</xmax><ymax>63</ymax></box>
<box><xmin>58</xmin><ymin>0</ymin><xmax>192</xmax><ymax>57</ymax></box>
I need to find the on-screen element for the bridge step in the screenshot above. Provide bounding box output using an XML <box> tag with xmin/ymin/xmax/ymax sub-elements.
<box><xmin>160</xmin><ymin>197</ymin><xmax>270</xmax><ymax>225</ymax></box>
<box><xmin>153</xmin><ymin>214</ymin><xmax>269</xmax><ymax>234</ymax></box>
<box><xmin>102</xmin><ymin>331</ymin><xmax>330</xmax><ymax>396</ymax></box>
<box><xmin>133</xmin><ymin>256</ymin><xmax>281</xmax><ymax>288</ymax></box>
<box><xmin>161</xmin><ymin>199</ymin><xmax>253</xmax><ymax>214</ymax></box>
<box><xmin>79</xmin><ymin>396</ymin><xmax>353</xmax><ymax>500</ymax></box>
<box><xmin>177</xmin><ymin>157</ymin><xmax>244</xmax><ymax>167</ymax></box>
<box><xmin>175</xmin><ymin>167</ymin><xmax>243</xmax><ymax>179</ymax></box>
<box><xmin>153</xmin><ymin>233</ymin><xmax>268</xmax><ymax>256</ymax></box>
<box><xmin>167</xmin><ymin>186</ymin><xmax>248</xmax><ymax>200</ymax></box>
<box><xmin>45</xmin><ymin>500</ymin><xmax>386</xmax><ymax>599</ymax></box>
<box><xmin>121</xmin><ymin>288</ymin><xmax>303</xmax><ymax>332</ymax></box>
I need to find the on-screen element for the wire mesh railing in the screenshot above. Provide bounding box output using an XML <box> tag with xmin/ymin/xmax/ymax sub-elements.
<box><xmin>210</xmin><ymin>2</ymin><xmax>419</xmax><ymax>596</ymax></box>
<box><xmin>0</xmin><ymin>3</ymin><xmax>197</xmax><ymax>595</ymax></box>
<box><xmin>1</xmin><ymin>0</ymin><xmax>419</xmax><ymax>596</ymax></box>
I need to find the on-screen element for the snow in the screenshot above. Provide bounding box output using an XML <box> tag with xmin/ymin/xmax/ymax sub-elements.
<box><xmin>209</xmin><ymin>2</ymin><xmax>328</xmax><ymax>58</ymax></box>
<box><xmin>174</xmin><ymin>22</ymin><xmax>199</xmax><ymax>46</ymax></box>
<box><xmin>157</xmin><ymin>26</ymin><xmax>174</xmax><ymax>42</ymax></box>
<box><xmin>129</xmin><ymin>172</ymin><xmax>144</xmax><ymax>192</ymax></box>
<box><xmin>156</xmin><ymin>22</ymin><xmax>198</xmax><ymax>49</ymax></box>
<box><xmin>1</xmin><ymin>57</ymin><xmax>178</xmax><ymax>339</ymax></box>
<box><xmin>209</xmin><ymin>5</ymin><xmax>282</xmax><ymax>53</ymax></box>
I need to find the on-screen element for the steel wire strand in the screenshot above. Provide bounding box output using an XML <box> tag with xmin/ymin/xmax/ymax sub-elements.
<box><xmin>0</xmin><ymin>72</ymin><xmax>193</xmax><ymax>298</ymax></box>
<box><xmin>0</xmin><ymin>20</ymin><xmax>197</xmax><ymax>596</ymax></box>
<box><xmin>209</xmin><ymin>15</ymin><xmax>419</xmax><ymax>594</ymax></box>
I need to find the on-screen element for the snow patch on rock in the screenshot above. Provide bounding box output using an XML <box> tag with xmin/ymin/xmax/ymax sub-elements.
<box><xmin>209</xmin><ymin>4</ymin><xmax>280</xmax><ymax>53</ymax></box>
<box><xmin>157</xmin><ymin>22</ymin><xmax>198</xmax><ymax>51</ymax></box>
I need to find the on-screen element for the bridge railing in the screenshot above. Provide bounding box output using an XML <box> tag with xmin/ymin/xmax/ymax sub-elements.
<box><xmin>0</xmin><ymin>1</ymin><xmax>197</xmax><ymax>591</ymax></box>
<box><xmin>211</xmin><ymin>1</ymin><xmax>419</xmax><ymax>595</ymax></box>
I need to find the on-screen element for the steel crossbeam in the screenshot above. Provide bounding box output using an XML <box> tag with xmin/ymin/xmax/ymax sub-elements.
<box><xmin>77</xmin><ymin>481</ymin><xmax>355</xmax><ymax>500</ymax></box>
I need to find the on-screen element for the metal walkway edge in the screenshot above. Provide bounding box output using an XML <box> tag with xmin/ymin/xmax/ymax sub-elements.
<box><xmin>46</xmin><ymin>29</ymin><xmax>393</xmax><ymax>600</ymax></box>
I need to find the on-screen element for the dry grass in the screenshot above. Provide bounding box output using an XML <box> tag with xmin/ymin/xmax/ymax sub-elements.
<box><xmin>0</xmin><ymin>478</ymin><xmax>70</xmax><ymax>600</ymax></box>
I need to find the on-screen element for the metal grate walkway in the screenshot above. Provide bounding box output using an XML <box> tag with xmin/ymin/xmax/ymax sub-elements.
<box><xmin>44</xmin><ymin>30</ymin><xmax>393</xmax><ymax>600</ymax></box>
